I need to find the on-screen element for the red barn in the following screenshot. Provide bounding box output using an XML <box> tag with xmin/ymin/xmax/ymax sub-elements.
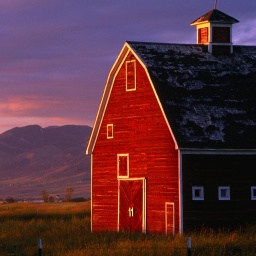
<box><xmin>86</xmin><ymin>8</ymin><xmax>256</xmax><ymax>234</ymax></box>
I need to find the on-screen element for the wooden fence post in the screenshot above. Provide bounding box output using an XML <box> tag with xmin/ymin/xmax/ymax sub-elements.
<box><xmin>38</xmin><ymin>238</ymin><xmax>42</xmax><ymax>256</ymax></box>
<box><xmin>187</xmin><ymin>237</ymin><xmax>192</xmax><ymax>256</ymax></box>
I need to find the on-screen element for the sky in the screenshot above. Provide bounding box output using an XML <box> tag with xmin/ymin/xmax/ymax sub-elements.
<box><xmin>0</xmin><ymin>0</ymin><xmax>256</xmax><ymax>134</ymax></box>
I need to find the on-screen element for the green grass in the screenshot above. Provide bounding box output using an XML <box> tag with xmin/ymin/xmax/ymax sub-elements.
<box><xmin>0</xmin><ymin>202</ymin><xmax>256</xmax><ymax>255</ymax></box>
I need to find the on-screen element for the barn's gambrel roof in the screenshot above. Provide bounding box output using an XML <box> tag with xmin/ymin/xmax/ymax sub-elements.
<box><xmin>86</xmin><ymin>41</ymin><xmax>256</xmax><ymax>154</ymax></box>
<box><xmin>127</xmin><ymin>41</ymin><xmax>256</xmax><ymax>150</ymax></box>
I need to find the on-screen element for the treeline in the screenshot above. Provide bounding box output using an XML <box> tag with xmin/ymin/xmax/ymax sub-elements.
<box><xmin>1</xmin><ymin>188</ymin><xmax>90</xmax><ymax>203</ymax></box>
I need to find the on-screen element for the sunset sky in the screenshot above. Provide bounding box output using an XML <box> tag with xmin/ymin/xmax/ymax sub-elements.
<box><xmin>1</xmin><ymin>0</ymin><xmax>256</xmax><ymax>134</ymax></box>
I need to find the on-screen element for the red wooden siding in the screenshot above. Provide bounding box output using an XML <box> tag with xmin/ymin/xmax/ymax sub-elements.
<box><xmin>92</xmin><ymin>51</ymin><xmax>179</xmax><ymax>234</ymax></box>
<box><xmin>198</xmin><ymin>27</ymin><xmax>208</xmax><ymax>44</ymax></box>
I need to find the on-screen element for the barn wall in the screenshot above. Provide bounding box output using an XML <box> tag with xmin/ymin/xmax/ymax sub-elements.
<box><xmin>92</xmin><ymin>52</ymin><xmax>179</xmax><ymax>234</ymax></box>
<box><xmin>182</xmin><ymin>154</ymin><xmax>256</xmax><ymax>231</ymax></box>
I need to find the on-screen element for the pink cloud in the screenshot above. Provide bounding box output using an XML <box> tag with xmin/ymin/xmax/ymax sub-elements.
<box><xmin>0</xmin><ymin>96</ymin><xmax>95</xmax><ymax>133</ymax></box>
<box><xmin>0</xmin><ymin>98</ymin><xmax>40</xmax><ymax>115</ymax></box>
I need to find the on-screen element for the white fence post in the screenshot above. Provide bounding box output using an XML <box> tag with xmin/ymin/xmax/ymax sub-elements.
<box><xmin>38</xmin><ymin>238</ymin><xmax>42</xmax><ymax>256</ymax></box>
<box><xmin>187</xmin><ymin>237</ymin><xmax>192</xmax><ymax>256</ymax></box>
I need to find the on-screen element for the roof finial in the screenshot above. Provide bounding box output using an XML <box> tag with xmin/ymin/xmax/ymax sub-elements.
<box><xmin>214</xmin><ymin>0</ymin><xmax>218</xmax><ymax>9</ymax></box>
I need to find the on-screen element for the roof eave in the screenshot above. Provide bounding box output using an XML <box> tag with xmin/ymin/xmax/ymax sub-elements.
<box><xmin>86</xmin><ymin>42</ymin><xmax>131</xmax><ymax>154</ymax></box>
<box><xmin>190</xmin><ymin>20</ymin><xmax>239</xmax><ymax>26</ymax></box>
<box><xmin>86</xmin><ymin>42</ymin><xmax>147</xmax><ymax>155</ymax></box>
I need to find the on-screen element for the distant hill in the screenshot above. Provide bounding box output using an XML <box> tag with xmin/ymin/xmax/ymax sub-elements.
<box><xmin>0</xmin><ymin>125</ymin><xmax>92</xmax><ymax>200</ymax></box>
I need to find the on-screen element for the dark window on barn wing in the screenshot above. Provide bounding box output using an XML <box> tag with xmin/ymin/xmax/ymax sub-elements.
<box><xmin>251</xmin><ymin>186</ymin><xmax>256</xmax><ymax>200</ymax></box>
<box><xmin>192</xmin><ymin>186</ymin><xmax>204</xmax><ymax>200</ymax></box>
<box><xmin>198</xmin><ymin>27</ymin><xmax>208</xmax><ymax>44</ymax></box>
<box><xmin>117</xmin><ymin>154</ymin><xmax>129</xmax><ymax>178</ymax></box>
<box><xmin>126</xmin><ymin>60</ymin><xmax>136</xmax><ymax>91</ymax></box>
<box><xmin>212</xmin><ymin>27</ymin><xmax>230</xmax><ymax>43</ymax></box>
<box><xmin>107</xmin><ymin>124</ymin><xmax>113</xmax><ymax>139</ymax></box>
<box><xmin>218</xmin><ymin>186</ymin><xmax>230</xmax><ymax>200</ymax></box>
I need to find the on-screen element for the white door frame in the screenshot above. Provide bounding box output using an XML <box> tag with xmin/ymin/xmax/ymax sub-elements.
<box><xmin>165</xmin><ymin>202</ymin><xmax>175</xmax><ymax>235</ymax></box>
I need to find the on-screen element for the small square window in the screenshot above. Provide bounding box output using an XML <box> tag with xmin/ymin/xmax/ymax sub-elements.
<box><xmin>107</xmin><ymin>124</ymin><xmax>113</xmax><ymax>139</ymax></box>
<box><xmin>251</xmin><ymin>186</ymin><xmax>256</xmax><ymax>200</ymax></box>
<box><xmin>117</xmin><ymin>154</ymin><xmax>129</xmax><ymax>178</ymax></box>
<box><xmin>192</xmin><ymin>186</ymin><xmax>204</xmax><ymax>200</ymax></box>
<box><xmin>218</xmin><ymin>186</ymin><xmax>230</xmax><ymax>200</ymax></box>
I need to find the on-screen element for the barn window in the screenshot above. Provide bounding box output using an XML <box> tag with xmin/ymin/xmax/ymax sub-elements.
<box><xmin>218</xmin><ymin>186</ymin><xmax>230</xmax><ymax>200</ymax></box>
<box><xmin>107</xmin><ymin>124</ymin><xmax>113</xmax><ymax>139</ymax></box>
<box><xmin>212</xmin><ymin>27</ymin><xmax>230</xmax><ymax>43</ymax></box>
<box><xmin>117</xmin><ymin>154</ymin><xmax>129</xmax><ymax>178</ymax></box>
<box><xmin>192</xmin><ymin>186</ymin><xmax>204</xmax><ymax>200</ymax></box>
<box><xmin>198</xmin><ymin>27</ymin><xmax>208</xmax><ymax>44</ymax></box>
<box><xmin>126</xmin><ymin>60</ymin><xmax>136</xmax><ymax>91</ymax></box>
<box><xmin>251</xmin><ymin>187</ymin><xmax>256</xmax><ymax>200</ymax></box>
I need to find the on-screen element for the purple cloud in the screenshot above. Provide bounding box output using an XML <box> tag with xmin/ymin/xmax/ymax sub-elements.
<box><xmin>0</xmin><ymin>0</ymin><xmax>255</xmax><ymax>133</ymax></box>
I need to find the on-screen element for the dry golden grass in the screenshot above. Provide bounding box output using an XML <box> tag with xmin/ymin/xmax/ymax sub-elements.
<box><xmin>0</xmin><ymin>201</ymin><xmax>256</xmax><ymax>255</ymax></box>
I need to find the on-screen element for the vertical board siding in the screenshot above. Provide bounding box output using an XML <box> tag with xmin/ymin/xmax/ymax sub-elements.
<box><xmin>182</xmin><ymin>154</ymin><xmax>256</xmax><ymax>231</ymax></box>
<box><xmin>92</xmin><ymin>52</ymin><xmax>179</xmax><ymax>234</ymax></box>
<box><xmin>199</xmin><ymin>27</ymin><xmax>208</xmax><ymax>44</ymax></box>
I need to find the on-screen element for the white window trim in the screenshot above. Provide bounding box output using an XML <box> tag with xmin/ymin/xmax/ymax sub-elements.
<box><xmin>126</xmin><ymin>60</ymin><xmax>136</xmax><ymax>91</ymax></box>
<box><xmin>251</xmin><ymin>186</ymin><xmax>256</xmax><ymax>200</ymax></box>
<box><xmin>218</xmin><ymin>186</ymin><xmax>230</xmax><ymax>200</ymax></box>
<box><xmin>107</xmin><ymin>124</ymin><xmax>114</xmax><ymax>139</ymax></box>
<box><xmin>117</xmin><ymin>153</ymin><xmax>129</xmax><ymax>178</ymax></box>
<box><xmin>192</xmin><ymin>186</ymin><xmax>204</xmax><ymax>200</ymax></box>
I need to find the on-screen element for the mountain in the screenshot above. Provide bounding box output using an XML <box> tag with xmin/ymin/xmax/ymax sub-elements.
<box><xmin>0</xmin><ymin>125</ymin><xmax>92</xmax><ymax>200</ymax></box>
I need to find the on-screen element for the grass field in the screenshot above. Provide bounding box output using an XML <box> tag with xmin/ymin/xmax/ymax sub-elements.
<box><xmin>0</xmin><ymin>202</ymin><xmax>256</xmax><ymax>255</ymax></box>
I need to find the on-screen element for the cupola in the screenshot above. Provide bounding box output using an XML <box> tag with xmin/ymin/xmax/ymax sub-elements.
<box><xmin>190</xmin><ymin>8</ymin><xmax>239</xmax><ymax>54</ymax></box>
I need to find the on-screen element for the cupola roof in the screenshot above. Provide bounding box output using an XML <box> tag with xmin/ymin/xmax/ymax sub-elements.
<box><xmin>190</xmin><ymin>9</ymin><xmax>239</xmax><ymax>26</ymax></box>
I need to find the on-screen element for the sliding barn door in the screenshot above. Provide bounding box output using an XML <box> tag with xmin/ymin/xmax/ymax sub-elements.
<box><xmin>119</xmin><ymin>179</ymin><xmax>146</xmax><ymax>233</ymax></box>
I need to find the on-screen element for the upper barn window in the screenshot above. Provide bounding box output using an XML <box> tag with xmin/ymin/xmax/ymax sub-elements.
<box><xmin>107</xmin><ymin>124</ymin><xmax>113</xmax><ymax>139</ymax></box>
<box><xmin>126</xmin><ymin>60</ymin><xmax>136</xmax><ymax>91</ymax></box>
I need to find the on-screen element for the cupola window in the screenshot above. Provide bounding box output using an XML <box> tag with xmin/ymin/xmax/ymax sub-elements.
<box><xmin>212</xmin><ymin>27</ymin><xmax>230</xmax><ymax>43</ymax></box>
<box><xmin>198</xmin><ymin>27</ymin><xmax>208</xmax><ymax>44</ymax></box>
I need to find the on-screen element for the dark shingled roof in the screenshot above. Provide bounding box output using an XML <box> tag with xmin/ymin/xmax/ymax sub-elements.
<box><xmin>127</xmin><ymin>41</ymin><xmax>256</xmax><ymax>150</ymax></box>
<box><xmin>190</xmin><ymin>9</ymin><xmax>239</xmax><ymax>25</ymax></box>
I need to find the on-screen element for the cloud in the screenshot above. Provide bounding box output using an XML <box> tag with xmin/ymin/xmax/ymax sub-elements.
<box><xmin>0</xmin><ymin>96</ymin><xmax>79</xmax><ymax>117</ymax></box>
<box><xmin>0</xmin><ymin>116</ymin><xmax>87</xmax><ymax>134</ymax></box>
<box><xmin>233</xmin><ymin>19</ymin><xmax>256</xmax><ymax>45</ymax></box>
<box><xmin>0</xmin><ymin>0</ymin><xmax>256</xmax><ymax>134</ymax></box>
<box><xmin>0</xmin><ymin>95</ymin><xmax>96</xmax><ymax>133</ymax></box>
<box><xmin>0</xmin><ymin>96</ymin><xmax>62</xmax><ymax>118</ymax></box>
<box><xmin>0</xmin><ymin>98</ymin><xmax>40</xmax><ymax>115</ymax></box>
